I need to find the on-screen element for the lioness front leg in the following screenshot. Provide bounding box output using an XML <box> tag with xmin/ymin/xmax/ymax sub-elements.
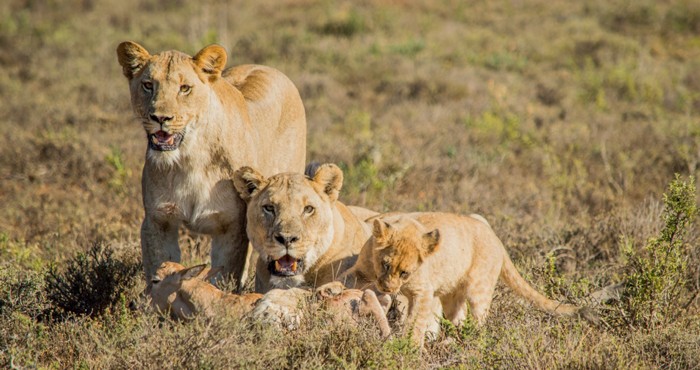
<box><xmin>141</xmin><ymin>216</ymin><xmax>181</xmax><ymax>285</ymax></box>
<box><xmin>254</xmin><ymin>256</ymin><xmax>272</xmax><ymax>293</ymax></box>
<box><xmin>210</xmin><ymin>230</ymin><xmax>251</xmax><ymax>292</ymax></box>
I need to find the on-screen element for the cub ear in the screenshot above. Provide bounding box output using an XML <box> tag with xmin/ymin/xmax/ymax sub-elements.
<box><xmin>193</xmin><ymin>44</ymin><xmax>227</xmax><ymax>79</ymax></box>
<box><xmin>372</xmin><ymin>219</ymin><xmax>392</xmax><ymax>246</ymax></box>
<box><xmin>117</xmin><ymin>41</ymin><xmax>150</xmax><ymax>79</ymax></box>
<box><xmin>204</xmin><ymin>266</ymin><xmax>223</xmax><ymax>281</ymax></box>
<box><xmin>420</xmin><ymin>229</ymin><xmax>441</xmax><ymax>259</ymax></box>
<box><xmin>180</xmin><ymin>264</ymin><xmax>208</xmax><ymax>281</ymax></box>
<box><xmin>312</xmin><ymin>163</ymin><xmax>343</xmax><ymax>202</ymax></box>
<box><xmin>315</xmin><ymin>281</ymin><xmax>344</xmax><ymax>299</ymax></box>
<box><xmin>233</xmin><ymin>166</ymin><xmax>267</xmax><ymax>201</ymax></box>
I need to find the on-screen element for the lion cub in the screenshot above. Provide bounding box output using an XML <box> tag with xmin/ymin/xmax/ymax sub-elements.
<box><xmin>150</xmin><ymin>262</ymin><xmax>262</xmax><ymax>320</ymax></box>
<box><xmin>341</xmin><ymin>212</ymin><xmax>581</xmax><ymax>348</ymax></box>
<box><xmin>251</xmin><ymin>282</ymin><xmax>391</xmax><ymax>338</ymax></box>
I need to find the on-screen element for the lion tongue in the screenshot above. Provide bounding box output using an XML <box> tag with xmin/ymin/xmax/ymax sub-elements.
<box><xmin>154</xmin><ymin>131</ymin><xmax>173</xmax><ymax>144</ymax></box>
<box><xmin>275</xmin><ymin>255</ymin><xmax>298</xmax><ymax>273</ymax></box>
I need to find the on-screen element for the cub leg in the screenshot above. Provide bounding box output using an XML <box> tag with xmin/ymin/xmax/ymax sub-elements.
<box><xmin>465</xmin><ymin>277</ymin><xmax>497</xmax><ymax>326</ymax></box>
<box><xmin>441</xmin><ymin>288</ymin><xmax>469</xmax><ymax>326</ymax></box>
<box><xmin>465</xmin><ymin>251</ymin><xmax>502</xmax><ymax>325</ymax></box>
<box><xmin>406</xmin><ymin>290</ymin><xmax>435</xmax><ymax>348</ymax></box>
<box><xmin>425</xmin><ymin>298</ymin><xmax>443</xmax><ymax>341</ymax></box>
<box><xmin>141</xmin><ymin>216</ymin><xmax>180</xmax><ymax>286</ymax></box>
<box><xmin>358</xmin><ymin>290</ymin><xmax>392</xmax><ymax>338</ymax></box>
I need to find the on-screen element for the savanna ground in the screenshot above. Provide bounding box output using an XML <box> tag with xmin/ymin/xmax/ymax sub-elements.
<box><xmin>2</xmin><ymin>0</ymin><xmax>700</xmax><ymax>368</ymax></box>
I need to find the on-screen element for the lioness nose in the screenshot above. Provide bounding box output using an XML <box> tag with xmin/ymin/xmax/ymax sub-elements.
<box><xmin>274</xmin><ymin>233</ymin><xmax>299</xmax><ymax>246</ymax></box>
<box><xmin>150</xmin><ymin>114</ymin><xmax>173</xmax><ymax>124</ymax></box>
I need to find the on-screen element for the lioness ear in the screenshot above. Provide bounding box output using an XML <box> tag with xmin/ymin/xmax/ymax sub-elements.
<box><xmin>193</xmin><ymin>44</ymin><xmax>227</xmax><ymax>80</ymax></box>
<box><xmin>117</xmin><ymin>41</ymin><xmax>150</xmax><ymax>79</ymax></box>
<box><xmin>180</xmin><ymin>264</ymin><xmax>208</xmax><ymax>281</ymax></box>
<box><xmin>312</xmin><ymin>163</ymin><xmax>343</xmax><ymax>202</ymax></box>
<box><xmin>372</xmin><ymin>219</ymin><xmax>392</xmax><ymax>246</ymax></box>
<box><xmin>420</xmin><ymin>229</ymin><xmax>441</xmax><ymax>259</ymax></box>
<box><xmin>233</xmin><ymin>166</ymin><xmax>267</xmax><ymax>201</ymax></box>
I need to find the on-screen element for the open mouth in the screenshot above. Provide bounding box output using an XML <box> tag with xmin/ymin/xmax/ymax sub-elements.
<box><xmin>376</xmin><ymin>283</ymin><xmax>398</xmax><ymax>295</ymax></box>
<box><xmin>148</xmin><ymin>130</ymin><xmax>184</xmax><ymax>151</ymax></box>
<box><xmin>268</xmin><ymin>255</ymin><xmax>304</xmax><ymax>277</ymax></box>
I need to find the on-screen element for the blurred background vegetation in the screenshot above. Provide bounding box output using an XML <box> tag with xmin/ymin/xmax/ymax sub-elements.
<box><xmin>1</xmin><ymin>0</ymin><xmax>699</xmax><ymax>368</ymax></box>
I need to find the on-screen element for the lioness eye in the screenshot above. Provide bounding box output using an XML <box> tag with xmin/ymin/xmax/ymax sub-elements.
<box><xmin>262</xmin><ymin>204</ymin><xmax>275</xmax><ymax>215</ymax></box>
<box><xmin>151</xmin><ymin>278</ymin><xmax>161</xmax><ymax>285</ymax></box>
<box><xmin>142</xmin><ymin>81</ymin><xmax>153</xmax><ymax>92</ymax></box>
<box><xmin>180</xmin><ymin>85</ymin><xmax>191</xmax><ymax>94</ymax></box>
<box><xmin>400</xmin><ymin>271</ymin><xmax>410</xmax><ymax>279</ymax></box>
<box><xmin>304</xmin><ymin>205</ymin><xmax>315</xmax><ymax>215</ymax></box>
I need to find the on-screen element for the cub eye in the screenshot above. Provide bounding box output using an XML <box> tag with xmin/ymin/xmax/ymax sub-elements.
<box><xmin>179</xmin><ymin>84</ymin><xmax>191</xmax><ymax>94</ymax></box>
<box><xmin>262</xmin><ymin>204</ymin><xmax>275</xmax><ymax>215</ymax></box>
<box><xmin>303</xmin><ymin>205</ymin><xmax>315</xmax><ymax>215</ymax></box>
<box><xmin>382</xmin><ymin>261</ymin><xmax>391</xmax><ymax>272</ymax></box>
<box><xmin>400</xmin><ymin>271</ymin><xmax>410</xmax><ymax>279</ymax></box>
<box><xmin>142</xmin><ymin>81</ymin><xmax>153</xmax><ymax>92</ymax></box>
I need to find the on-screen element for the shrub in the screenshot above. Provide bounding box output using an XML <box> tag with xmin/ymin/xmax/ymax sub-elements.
<box><xmin>44</xmin><ymin>242</ymin><xmax>141</xmax><ymax>318</ymax></box>
<box><xmin>608</xmin><ymin>174</ymin><xmax>697</xmax><ymax>330</ymax></box>
<box><xmin>314</xmin><ymin>9</ymin><xmax>366</xmax><ymax>38</ymax></box>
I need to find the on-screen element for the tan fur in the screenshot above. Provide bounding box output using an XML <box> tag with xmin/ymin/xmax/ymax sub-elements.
<box><xmin>250</xmin><ymin>288</ymin><xmax>310</xmax><ymax>330</ymax></box>
<box><xmin>315</xmin><ymin>281</ymin><xmax>392</xmax><ymax>337</ymax></box>
<box><xmin>232</xmin><ymin>164</ymin><xmax>371</xmax><ymax>292</ymax></box>
<box><xmin>342</xmin><ymin>212</ymin><xmax>581</xmax><ymax>348</ymax></box>
<box><xmin>251</xmin><ymin>282</ymin><xmax>391</xmax><ymax>337</ymax></box>
<box><xmin>116</xmin><ymin>42</ymin><xmax>306</xmax><ymax>288</ymax></box>
<box><xmin>150</xmin><ymin>262</ymin><xmax>263</xmax><ymax>320</ymax></box>
<box><xmin>346</xmin><ymin>205</ymin><xmax>380</xmax><ymax>222</ymax></box>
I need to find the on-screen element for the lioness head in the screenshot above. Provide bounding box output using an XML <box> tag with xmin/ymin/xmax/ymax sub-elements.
<box><xmin>233</xmin><ymin>164</ymin><xmax>343</xmax><ymax>289</ymax></box>
<box><xmin>369</xmin><ymin>218</ymin><xmax>440</xmax><ymax>294</ymax></box>
<box><xmin>116</xmin><ymin>41</ymin><xmax>227</xmax><ymax>166</ymax></box>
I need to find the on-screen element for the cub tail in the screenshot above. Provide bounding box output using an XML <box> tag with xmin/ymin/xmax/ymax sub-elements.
<box><xmin>500</xmin><ymin>254</ymin><xmax>579</xmax><ymax>316</ymax></box>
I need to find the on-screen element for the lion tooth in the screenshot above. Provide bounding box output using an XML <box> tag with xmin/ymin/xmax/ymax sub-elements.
<box><xmin>151</xmin><ymin>136</ymin><xmax>158</xmax><ymax>144</ymax></box>
<box><xmin>291</xmin><ymin>261</ymin><xmax>297</xmax><ymax>272</ymax></box>
<box><xmin>275</xmin><ymin>260</ymin><xmax>282</xmax><ymax>271</ymax></box>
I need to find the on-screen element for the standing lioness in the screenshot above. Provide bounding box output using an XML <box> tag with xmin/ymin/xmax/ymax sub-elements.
<box><xmin>342</xmin><ymin>212</ymin><xmax>584</xmax><ymax>348</ymax></box>
<box><xmin>117</xmin><ymin>42</ymin><xmax>306</xmax><ymax>288</ymax></box>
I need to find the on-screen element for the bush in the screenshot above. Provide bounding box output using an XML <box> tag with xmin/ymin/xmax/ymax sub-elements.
<box><xmin>44</xmin><ymin>242</ymin><xmax>141</xmax><ymax>318</ymax></box>
<box><xmin>608</xmin><ymin>174</ymin><xmax>697</xmax><ymax>330</ymax></box>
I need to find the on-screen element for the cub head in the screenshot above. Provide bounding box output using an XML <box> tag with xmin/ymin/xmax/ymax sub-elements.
<box><xmin>233</xmin><ymin>164</ymin><xmax>343</xmax><ymax>289</ymax></box>
<box><xmin>116</xmin><ymin>41</ymin><xmax>227</xmax><ymax>166</ymax></box>
<box><xmin>369</xmin><ymin>218</ymin><xmax>440</xmax><ymax>294</ymax></box>
<box><xmin>150</xmin><ymin>261</ymin><xmax>208</xmax><ymax>319</ymax></box>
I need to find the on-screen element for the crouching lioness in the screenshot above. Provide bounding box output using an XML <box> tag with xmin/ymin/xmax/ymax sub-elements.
<box><xmin>116</xmin><ymin>42</ymin><xmax>306</xmax><ymax>289</ymax></box>
<box><xmin>150</xmin><ymin>261</ymin><xmax>262</xmax><ymax>320</ymax></box>
<box><xmin>232</xmin><ymin>163</ymin><xmax>371</xmax><ymax>292</ymax></box>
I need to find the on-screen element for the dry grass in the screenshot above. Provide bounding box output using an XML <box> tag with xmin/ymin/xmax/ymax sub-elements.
<box><xmin>1</xmin><ymin>0</ymin><xmax>699</xmax><ymax>368</ymax></box>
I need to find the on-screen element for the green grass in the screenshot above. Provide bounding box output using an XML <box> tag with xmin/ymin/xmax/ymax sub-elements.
<box><xmin>0</xmin><ymin>0</ymin><xmax>698</xmax><ymax>368</ymax></box>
